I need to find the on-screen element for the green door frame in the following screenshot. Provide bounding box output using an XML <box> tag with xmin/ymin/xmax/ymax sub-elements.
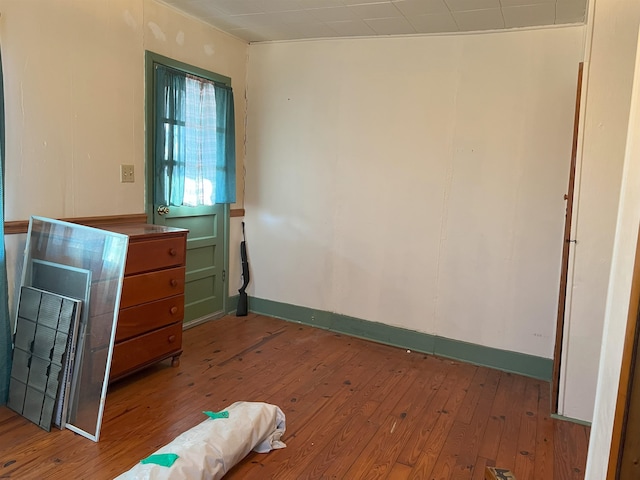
<box><xmin>143</xmin><ymin>50</ymin><xmax>231</xmax><ymax>318</ymax></box>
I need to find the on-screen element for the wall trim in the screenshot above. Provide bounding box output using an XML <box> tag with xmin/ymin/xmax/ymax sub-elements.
<box><xmin>5</xmin><ymin>210</ymin><xmax>245</xmax><ymax>235</ymax></box>
<box><xmin>246</xmin><ymin>296</ymin><xmax>553</xmax><ymax>381</ymax></box>
<box><xmin>5</xmin><ymin>213</ymin><xmax>149</xmax><ymax>235</ymax></box>
<box><xmin>550</xmin><ymin>413</ymin><xmax>592</xmax><ymax>427</ymax></box>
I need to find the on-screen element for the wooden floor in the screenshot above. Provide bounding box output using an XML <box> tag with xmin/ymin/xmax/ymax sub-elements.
<box><xmin>0</xmin><ymin>314</ymin><xmax>590</xmax><ymax>479</ymax></box>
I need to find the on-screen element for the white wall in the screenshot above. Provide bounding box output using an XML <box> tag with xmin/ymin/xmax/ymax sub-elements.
<box><xmin>245</xmin><ymin>27</ymin><xmax>584</xmax><ymax>359</ymax></box>
<box><xmin>560</xmin><ymin>0</ymin><xmax>640</xmax><ymax>423</ymax></box>
<box><xmin>0</xmin><ymin>0</ymin><xmax>248</xmax><ymax>305</ymax></box>
<box><xmin>584</xmin><ymin>26</ymin><xmax>640</xmax><ymax>480</ymax></box>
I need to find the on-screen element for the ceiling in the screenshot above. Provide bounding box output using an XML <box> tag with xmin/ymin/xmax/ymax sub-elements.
<box><xmin>159</xmin><ymin>0</ymin><xmax>588</xmax><ymax>43</ymax></box>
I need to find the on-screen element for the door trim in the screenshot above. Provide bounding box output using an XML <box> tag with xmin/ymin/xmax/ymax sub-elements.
<box><xmin>552</xmin><ymin>62</ymin><xmax>584</xmax><ymax>412</ymax></box>
<box><xmin>607</xmin><ymin>228</ymin><xmax>640</xmax><ymax>478</ymax></box>
<box><xmin>222</xmin><ymin>203</ymin><xmax>230</xmax><ymax>317</ymax></box>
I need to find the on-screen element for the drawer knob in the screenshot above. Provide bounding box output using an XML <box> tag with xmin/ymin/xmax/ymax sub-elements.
<box><xmin>169</xmin><ymin>248</ymin><xmax>177</xmax><ymax>257</ymax></box>
<box><xmin>170</xmin><ymin>279</ymin><xmax>178</xmax><ymax>287</ymax></box>
<box><xmin>168</xmin><ymin>335</ymin><xmax>176</xmax><ymax>343</ymax></box>
<box><xmin>170</xmin><ymin>306</ymin><xmax>178</xmax><ymax>315</ymax></box>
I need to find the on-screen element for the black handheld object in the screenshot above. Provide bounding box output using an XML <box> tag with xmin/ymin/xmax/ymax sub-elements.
<box><xmin>236</xmin><ymin>222</ymin><xmax>250</xmax><ymax>316</ymax></box>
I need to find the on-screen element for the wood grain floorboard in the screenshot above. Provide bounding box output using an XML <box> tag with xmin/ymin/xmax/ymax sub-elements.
<box><xmin>0</xmin><ymin>314</ymin><xmax>591</xmax><ymax>480</ymax></box>
<box><xmin>495</xmin><ymin>374</ymin><xmax>528</xmax><ymax>472</ymax></box>
<box><xmin>454</xmin><ymin>369</ymin><xmax>501</xmax><ymax>477</ymax></box>
<box><xmin>394</xmin><ymin>358</ymin><xmax>456</xmax><ymax>468</ymax></box>
<box><xmin>514</xmin><ymin>380</ymin><xmax>539</xmax><ymax>479</ymax></box>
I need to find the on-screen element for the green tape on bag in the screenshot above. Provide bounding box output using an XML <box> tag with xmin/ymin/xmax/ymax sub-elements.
<box><xmin>140</xmin><ymin>453</ymin><xmax>179</xmax><ymax>467</ymax></box>
<box><xmin>203</xmin><ymin>410</ymin><xmax>229</xmax><ymax>419</ymax></box>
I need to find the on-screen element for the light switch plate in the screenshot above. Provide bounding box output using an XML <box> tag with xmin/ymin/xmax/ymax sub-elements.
<box><xmin>120</xmin><ymin>164</ymin><xmax>135</xmax><ymax>183</ymax></box>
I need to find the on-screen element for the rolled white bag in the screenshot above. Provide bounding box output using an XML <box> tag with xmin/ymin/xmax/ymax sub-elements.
<box><xmin>115</xmin><ymin>401</ymin><xmax>286</xmax><ymax>480</ymax></box>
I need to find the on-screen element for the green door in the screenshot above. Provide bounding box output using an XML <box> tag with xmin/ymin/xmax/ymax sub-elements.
<box><xmin>146</xmin><ymin>52</ymin><xmax>232</xmax><ymax>328</ymax></box>
<box><xmin>154</xmin><ymin>204</ymin><xmax>225</xmax><ymax>327</ymax></box>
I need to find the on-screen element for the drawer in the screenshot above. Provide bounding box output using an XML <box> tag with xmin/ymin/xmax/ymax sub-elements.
<box><xmin>110</xmin><ymin>322</ymin><xmax>182</xmax><ymax>380</ymax></box>
<box><xmin>125</xmin><ymin>236</ymin><xmax>186</xmax><ymax>275</ymax></box>
<box><xmin>120</xmin><ymin>267</ymin><xmax>185</xmax><ymax>308</ymax></box>
<box><xmin>116</xmin><ymin>295</ymin><xmax>184</xmax><ymax>342</ymax></box>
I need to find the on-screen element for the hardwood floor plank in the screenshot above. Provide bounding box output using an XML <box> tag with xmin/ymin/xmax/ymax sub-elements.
<box><xmin>275</xmin><ymin>357</ymin><xmax>416</xmax><ymax>479</ymax></box>
<box><xmin>471</xmin><ymin>457</ymin><xmax>493</xmax><ymax>480</ymax></box>
<box><xmin>477</xmin><ymin>372</ymin><xmax>513</xmax><ymax>462</ymax></box>
<box><xmin>228</xmin><ymin>336</ymin><xmax>416</xmax><ymax>479</ymax></box>
<box><xmin>495</xmin><ymin>374</ymin><xmax>527</xmax><ymax>471</ymax></box>
<box><xmin>345</xmin><ymin>414</ymin><xmax>410</xmax><ymax>479</ymax></box>
<box><xmin>534</xmin><ymin>381</ymin><xmax>554</xmax><ymax>479</ymax></box>
<box><xmin>456</xmin><ymin>367</ymin><xmax>491</xmax><ymax>424</ymax></box>
<box><xmin>394</xmin><ymin>359</ymin><xmax>460</xmax><ymax>467</ymax></box>
<box><xmin>406</xmin><ymin>363</ymin><xmax>478</xmax><ymax>479</ymax></box>
<box><xmin>513</xmin><ymin>380</ymin><xmax>539</xmax><ymax>479</ymax></box>
<box><xmin>554</xmin><ymin>418</ymin><xmax>589</xmax><ymax>479</ymax></box>
<box><xmin>235</xmin><ymin>346</ymin><xmax>389</xmax><ymax>478</ymax></box>
<box><xmin>455</xmin><ymin>369</ymin><xmax>501</xmax><ymax>475</ymax></box>
<box><xmin>342</xmin><ymin>356</ymin><xmax>453</xmax><ymax>479</ymax></box>
<box><xmin>300</xmin><ymin>355</ymin><xmax>442</xmax><ymax>480</ymax></box>
<box><xmin>427</xmin><ymin>420</ymin><xmax>468</xmax><ymax>480</ymax></box>
<box><xmin>309</xmin><ymin>364</ymin><xmax>427</xmax><ymax>479</ymax></box>
<box><xmin>386</xmin><ymin>462</ymin><xmax>413</xmax><ymax>480</ymax></box>
<box><xmin>0</xmin><ymin>315</ymin><xmax>591</xmax><ymax>480</ymax></box>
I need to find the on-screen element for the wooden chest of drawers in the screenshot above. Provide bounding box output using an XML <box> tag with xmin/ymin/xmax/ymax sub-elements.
<box><xmin>104</xmin><ymin>224</ymin><xmax>188</xmax><ymax>382</ymax></box>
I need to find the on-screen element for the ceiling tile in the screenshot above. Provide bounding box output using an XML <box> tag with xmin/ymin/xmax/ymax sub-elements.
<box><xmin>260</xmin><ymin>0</ymin><xmax>307</xmax><ymax>13</ymax></box>
<box><xmin>224</xmin><ymin>10</ymin><xmax>319</xmax><ymax>29</ymax></box>
<box><xmin>326</xmin><ymin>19</ymin><xmax>378</xmax><ymax>36</ymax></box>
<box><xmin>556</xmin><ymin>1</ymin><xmax>587</xmax><ymax>23</ymax></box>
<box><xmin>201</xmin><ymin>15</ymin><xmax>243</xmax><ymax>31</ymax></box>
<box><xmin>224</xmin><ymin>13</ymin><xmax>273</xmax><ymax>29</ymax></box>
<box><xmin>500</xmin><ymin>0</ymin><xmax>554</xmax><ymax>6</ymax></box>
<box><xmin>408</xmin><ymin>12</ymin><xmax>460</xmax><ymax>33</ymax></box>
<box><xmin>308</xmin><ymin>6</ymin><xmax>360</xmax><ymax>22</ymax></box>
<box><xmin>297</xmin><ymin>0</ymin><xmax>346</xmax><ymax>7</ymax></box>
<box><xmin>219</xmin><ymin>10</ymin><xmax>315</xmax><ymax>27</ymax></box>
<box><xmin>160</xmin><ymin>0</ymin><xmax>588</xmax><ymax>42</ymax></box>
<box><xmin>263</xmin><ymin>9</ymin><xmax>317</xmax><ymax>23</ymax></box>
<box><xmin>348</xmin><ymin>2</ymin><xmax>403</xmax><ymax>19</ymax></box>
<box><xmin>393</xmin><ymin>0</ymin><xmax>450</xmax><ymax>16</ymax></box>
<box><xmin>227</xmin><ymin>27</ymin><xmax>271</xmax><ymax>42</ymax></box>
<box><xmin>292</xmin><ymin>22</ymin><xmax>344</xmax><ymax>38</ymax></box>
<box><xmin>364</xmin><ymin>16</ymin><xmax>417</xmax><ymax>34</ymax></box>
<box><xmin>502</xmin><ymin>3</ymin><xmax>555</xmax><ymax>28</ymax></box>
<box><xmin>342</xmin><ymin>0</ymin><xmax>392</xmax><ymax>5</ymax></box>
<box><xmin>208</xmin><ymin>0</ymin><xmax>265</xmax><ymax>16</ymax></box>
<box><xmin>445</xmin><ymin>0</ymin><xmax>500</xmax><ymax>12</ymax></box>
<box><xmin>452</xmin><ymin>8</ymin><xmax>504</xmax><ymax>30</ymax></box>
<box><xmin>171</xmin><ymin>0</ymin><xmax>225</xmax><ymax>19</ymax></box>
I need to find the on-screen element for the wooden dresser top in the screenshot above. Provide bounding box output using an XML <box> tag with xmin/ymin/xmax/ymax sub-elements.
<box><xmin>100</xmin><ymin>223</ymin><xmax>188</xmax><ymax>240</ymax></box>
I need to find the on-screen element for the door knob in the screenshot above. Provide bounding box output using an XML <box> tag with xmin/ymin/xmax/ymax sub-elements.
<box><xmin>157</xmin><ymin>205</ymin><xmax>170</xmax><ymax>216</ymax></box>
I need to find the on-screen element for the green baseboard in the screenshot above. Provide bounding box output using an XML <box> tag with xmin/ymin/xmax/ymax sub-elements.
<box><xmin>550</xmin><ymin>413</ymin><xmax>592</xmax><ymax>426</ymax></box>
<box><xmin>245</xmin><ymin>296</ymin><xmax>553</xmax><ymax>381</ymax></box>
